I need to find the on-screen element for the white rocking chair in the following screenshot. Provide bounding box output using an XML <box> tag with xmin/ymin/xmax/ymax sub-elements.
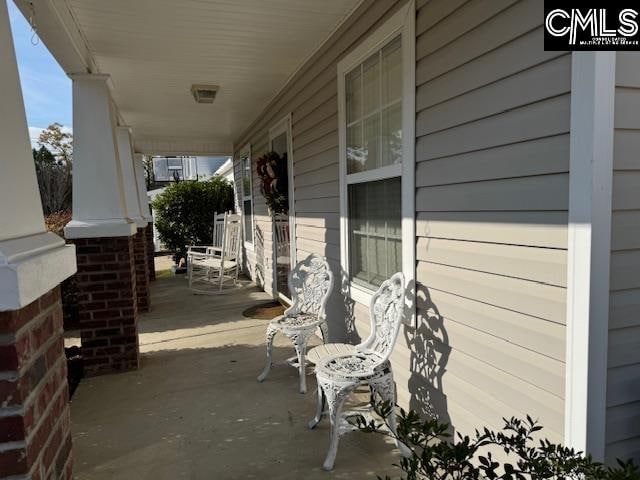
<box><xmin>187</xmin><ymin>213</ymin><xmax>241</xmax><ymax>294</ymax></box>
<box><xmin>186</xmin><ymin>211</ymin><xmax>226</xmax><ymax>261</ymax></box>
<box><xmin>257</xmin><ymin>254</ymin><xmax>333</xmax><ymax>393</ymax></box>
<box><xmin>309</xmin><ymin>272</ymin><xmax>408</xmax><ymax>471</ymax></box>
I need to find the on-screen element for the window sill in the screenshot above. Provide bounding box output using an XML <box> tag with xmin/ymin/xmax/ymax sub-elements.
<box><xmin>349</xmin><ymin>282</ymin><xmax>374</xmax><ymax>306</ymax></box>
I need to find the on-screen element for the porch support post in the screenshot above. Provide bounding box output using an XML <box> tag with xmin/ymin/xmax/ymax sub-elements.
<box><xmin>116</xmin><ymin>127</ymin><xmax>150</xmax><ymax>312</ymax></box>
<box><xmin>134</xmin><ymin>154</ymin><xmax>156</xmax><ymax>281</ymax></box>
<box><xmin>564</xmin><ymin>51</ymin><xmax>616</xmax><ymax>461</ymax></box>
<box><xmin>64</xmin><ymin>74</ymin><xmax>140</xmax><ymax>376</ymax></box>
<box><xmin>0</xmin><ymin>1</ymin><xmax>75</xmax><ymax>478</ymax></box>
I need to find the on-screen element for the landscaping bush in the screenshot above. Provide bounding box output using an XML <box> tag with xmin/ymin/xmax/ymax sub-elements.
<box><xmin>151</xmin><ymin>178</ymin><xmax>234</xmax><ymax>262</ymax></box>
<box><xmin>44</xmin><ymin>211</ymin><xmax>79</xmax><ymax>330</ymax></box>
<box><xmin>353</xmin><ymin>400</ymin><xmax>640</xmax><ymax>480</ymax></box>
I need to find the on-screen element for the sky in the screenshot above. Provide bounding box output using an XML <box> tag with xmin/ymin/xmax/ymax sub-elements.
<box><xmin>7</xmin><ymin>0</ymin><xmax>72</xmax><ymax>146</ymax></box>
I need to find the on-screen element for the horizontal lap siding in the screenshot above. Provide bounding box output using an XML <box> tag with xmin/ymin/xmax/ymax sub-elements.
<box><xmin>233</xmin><ymin>0</ymin><xmax>405</xmax><ymax>331</ymax></box>
<box><xmin>411</xmin><ymin>0</ymin><xmax>569</xmax><ymax>442</ymax></box>
<box><xmin>606</xmin><ymin>52</ymin><xmax>640</xmax><ymax>465</ymax></box>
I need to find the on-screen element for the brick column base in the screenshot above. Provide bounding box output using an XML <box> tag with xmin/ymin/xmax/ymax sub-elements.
<box><xmin>134</xmin><ymin>229</ymin><xmax>150</xmax><ymax>313</ymax></box>
<box><xmin>0</xmin><ymin>288</ymin><xmax>73</xmax><ymax>480</ymax></box>
<box><xmin>73</xmin><ymin>236</ymin><xmax>139</xmax><ymax>376</ymax></box>
<box><xmin>145</xmin><ymin>223</ymin><xmax>156</xmax><ymax>281</ymax></box>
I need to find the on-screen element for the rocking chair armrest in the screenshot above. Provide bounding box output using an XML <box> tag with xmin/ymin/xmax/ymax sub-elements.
<box><xmin>187</xmin><ymin>245</ymin><xmax>210</xmax><ymax>251</ymax></box>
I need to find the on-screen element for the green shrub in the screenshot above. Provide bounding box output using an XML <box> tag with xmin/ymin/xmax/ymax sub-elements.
<box><xmin>353</xmin><ymin>400</ymin><xmax>640</xmax><ymax>480</ymax></box>
<box><xmin>151</xmin><ymin>178</ymin><xmax>234</xmax><ymax>262</ymax></box>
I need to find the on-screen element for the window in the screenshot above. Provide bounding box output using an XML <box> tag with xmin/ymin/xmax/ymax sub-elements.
<box><xmin>240</xmin><ymin>145</ymin><xmax>253</xmax><ymax>246</ymax></box>
<box><xmin>338</xmin><ymin>2</ymin><xmax>415</xmax><ymax>307</ymax></box>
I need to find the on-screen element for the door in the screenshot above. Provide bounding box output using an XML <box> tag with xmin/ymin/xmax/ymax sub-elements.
<box><xmin>269</xmin><ymin>115</ymin><xmax>296</xmax><ymax>303</ymax></box>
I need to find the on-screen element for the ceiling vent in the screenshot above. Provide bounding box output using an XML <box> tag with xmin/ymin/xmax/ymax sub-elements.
<box><xmin>191</xmin><ymin>84</ymin><xmax>219</xmax><ymax>104</ymax></box>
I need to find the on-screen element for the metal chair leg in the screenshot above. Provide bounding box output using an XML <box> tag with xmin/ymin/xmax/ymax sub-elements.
<box><xmin>257</xmin><ymin>325</ymin><xmax>278</xmax><ymax>382</ymax></box>
<box><xmin>308</xmin><ymin>387</ymin><xmax>325</xmax><ymax>429</ymax></box>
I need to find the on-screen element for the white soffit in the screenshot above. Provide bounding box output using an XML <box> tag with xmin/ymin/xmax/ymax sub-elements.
<box><xmin>56</xmin><ymin>0</ymin><xmax>361</xmax><ymax>154</ymax></box>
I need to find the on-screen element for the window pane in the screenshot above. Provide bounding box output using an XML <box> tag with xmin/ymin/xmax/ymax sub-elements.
<box><xmin>382</xmin><ymin>36</ymin><xmax>402</xmax><ymax>105</ymax></box>
<box><xmin>363</xmin><ymin>114</ymin><xmax>380</xmax><ymax>170</ymax></box>
<box><xmin>272</xmin><ymin>132</ymin><xmax>288</xmax><ymax>157</ymax></box>
<box><xmin>346</xmin><ymin>67</ymin><xmax>362</xmax><ymax>123</ymax></box>
<box><xmin>382</xmin><ymin>103</ymin><xmax>402</xmax><ymax>166</ymax></box>
<box><xmin>362</xmin><ymin>53</ymin><xmax>380</xmax><ymax>116</ymax></box>
<box><xmin>242</xmin><ymin>157</ymin><xmax>251</xmax><ymax>197</ymax></box>
<box><xmin>348</xmin><ymin>177</ymin><xmax>402</xmax><ymax>289</ymax></box>
<box><xmin>243</xmin><ymin>199</ymin><xmax>252</xmax><ymax>242</ymax></box>
<box><xmin>347</xmin><ymin>123</ymin><xmax>364</xmax><ymax>173</ymax></box>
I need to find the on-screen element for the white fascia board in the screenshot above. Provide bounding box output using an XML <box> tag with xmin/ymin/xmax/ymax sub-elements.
<box><xmin>13</xmin><ymin>0</ymin><xmax>95</xmax><ymax>74</ymax></box>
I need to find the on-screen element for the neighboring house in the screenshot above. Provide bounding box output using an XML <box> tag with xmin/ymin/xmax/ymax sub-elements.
<box><xmin>151</xmin><ymin>156</ymin><xmax>228</xmax><ymax>187</ymax></box>
<box><xmin>152</xmin><ymin>156</ymin><xmax>199</xmax><ymax>185</ymax></box>
<box><xmin>214</xmin><ymin>158</ymin><xmax>234</xmax><ymax>184</ymax></box>
<box><xmin>4</xmin><ymin>0</ymin><xmax>639</xmax><ymax>470</ymax></box>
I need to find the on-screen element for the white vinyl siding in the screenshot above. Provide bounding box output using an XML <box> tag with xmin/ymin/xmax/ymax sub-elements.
<box><xmin>233</xmin><ymin>0</ymin><xmax>571</xmax><ymax>450</ymax></box>
<box><xmin>233</xmin><ymin>0</ymin><xmax>408</xmax><ymax>312</ymax></box>
<box><xmin>408</xmin><ymin>0</ymin><xmax>569</xmax><ymax>444</ymax></box>
<box><xmin>605</xmin><ymin>52</ymin><xmax>640</xmax><ymax>466</ymax></box>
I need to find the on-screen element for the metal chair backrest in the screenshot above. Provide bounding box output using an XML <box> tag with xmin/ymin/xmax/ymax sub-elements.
<box><xmin>220</xmin><ymin>213</ymin><xmax>241</xmax><ymax>262</ymax></box>
<box><xmin>287</xmin><ymin>254</ymin><xmax>334</xmax><ymax>319</ymax></box>
<box><xmin>358</xmin><ymin>272</ymin><xmax>405</xmax><ymax>362</ymax></box>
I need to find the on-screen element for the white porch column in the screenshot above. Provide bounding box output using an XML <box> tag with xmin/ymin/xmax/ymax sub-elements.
<box><xmin>64</xmin><ymin>74</ymin><xmax>135</xmax><ymax>239</ymax></box>
<box><xmin>64</xmin><ymin>74</ymin><xmax>140</xmax><ymax>375</ymax></box>
<box><xmin>0</xmin><ymin>3</ymin><xmax>75</xmax><ymax>478</ymax></box>
<box><xmin>0</xmin><ymin>1</ymin><xmax>76</xmax><ymax>310</ymax></box>
<box><xmin>564</xmin><ymin>51</ymin><xmax>616</xmax><ymax>461</ymax></box>
<box><xmin>116</xmin><ymin>126</ymin><xmax>146</xmax><ymax>228</ymax></box>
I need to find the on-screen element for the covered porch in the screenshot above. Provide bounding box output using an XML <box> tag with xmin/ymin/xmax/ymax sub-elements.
<box><xmin>70</xmin><ymin>274</ymin><xmax>399</xmax><ymax>479</ymax></box>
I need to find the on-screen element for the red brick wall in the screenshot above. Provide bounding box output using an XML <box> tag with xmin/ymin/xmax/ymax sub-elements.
<box><xmin>145</xmin><ymin>223</ymin><xmax>156</xmax><ymax>281</ymax></box>
<box><xmin>73</xmin><ymin>236</ymin><xmax>139</xmax><ymax>376</ymax></box>
<box><xmin>134</xmin><ymin>229</ymin><xmax>150</xmax><ymax>313</ymax></box>
<box><xmin>0</xmin><ymin>288</ymin><xmax>73</xmax><ymax>479</ymax></box>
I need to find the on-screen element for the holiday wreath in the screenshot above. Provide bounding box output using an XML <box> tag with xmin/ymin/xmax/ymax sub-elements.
<box><xmin>256</xmin><ymin>151</ymin><xmax>289</xmax><ymax>214</ymax></box>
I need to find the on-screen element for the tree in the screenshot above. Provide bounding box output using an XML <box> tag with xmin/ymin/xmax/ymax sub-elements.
<box><xmin>33</xmin><ymin>145</ymin><xmax>72</xmax><ymax>214</ymax></box>
<box><xmin>152</xmin><ymin>178</ymin><xmax>234</xmax><ymax>262</ymax></box>
<box><xmin>143</xmin><ymin>156</ymin><xmax>155</xmax><ymax>189</ymax></box>
<box><xmin>38</xmin><ymin>123</ymin><xmax>72</xmax><ymax>165</ymax></box>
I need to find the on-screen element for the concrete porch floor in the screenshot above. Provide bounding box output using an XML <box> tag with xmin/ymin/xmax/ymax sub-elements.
<box><xmin>70</xmin><ymin>275</ymin><xmax>401</xmax><ymax>479</ymax></box>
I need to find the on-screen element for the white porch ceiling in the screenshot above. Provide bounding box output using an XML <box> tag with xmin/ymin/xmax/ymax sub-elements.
<box><xmin>21</xmin><ymin>0</ymin><xmax>361</xmax><ymax>155</ymax></box>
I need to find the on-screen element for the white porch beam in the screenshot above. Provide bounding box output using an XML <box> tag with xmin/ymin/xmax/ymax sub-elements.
<box><xmin>0</xmin><ymin>0</ymin><xmax>76</xmax><ymax>309</ymax></box>
<box><xmin>12</xmin><ymin>0</ymin><xmax>95</xmax><ymax>74</ymax></box>
<box><xmin>133</xmin><ymin>154</ymin><xmax>153</xmax><ymax>222</ymax></box>
<box><xmin>134</xmin><ymin>138</ymin><xmax>233</xmax><ymax>157</ymax></box>
<box><xmin>116</xmin><ymin>127</ymin><xmax>146</xmax><ymax>228</ymax></box>
<box><xmin>564</xmin><ymin>51</ymin><xmax>616</xmax><ymax>461</ymax></box>
<box><xmin>65</xmin><ymin>74</ymin><xmax>136</xmax><ymax>239</ymax></box>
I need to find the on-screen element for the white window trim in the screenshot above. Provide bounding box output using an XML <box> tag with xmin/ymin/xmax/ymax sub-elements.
<box><xmin>240</xmin><ymin>143</ymin><xmax>254</xmax><ymax>250</ymax></box>
<box><xmin>269</xmin><ymin>113</ymin><xmax>297</xmax><ymax>304</ymax></box>
<box><xmin>338</xmin><ymin>0</ymin><xmax>415</xmax><ymax>325</ymax></box>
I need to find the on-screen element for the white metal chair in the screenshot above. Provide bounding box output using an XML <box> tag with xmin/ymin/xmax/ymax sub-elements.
<box><xmin>187</xmin><ymin>213</ymin><xmax>241</xmax><ymax>294</ymax></box>
<box><xmin>309</xmin><ymin>272</ymin><xmax>408</xmax><ymax>470</ymax></box>
<box><xmin>257</xmin><ymin>254</ymin><xmax>333</xmax><ymax>393</ymax></box>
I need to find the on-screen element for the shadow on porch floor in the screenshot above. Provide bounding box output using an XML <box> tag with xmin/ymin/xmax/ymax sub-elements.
<box><xmin>70</xmin><ymin>275</ymin><xmax>401</xmax><ymax>479</ymax></box>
